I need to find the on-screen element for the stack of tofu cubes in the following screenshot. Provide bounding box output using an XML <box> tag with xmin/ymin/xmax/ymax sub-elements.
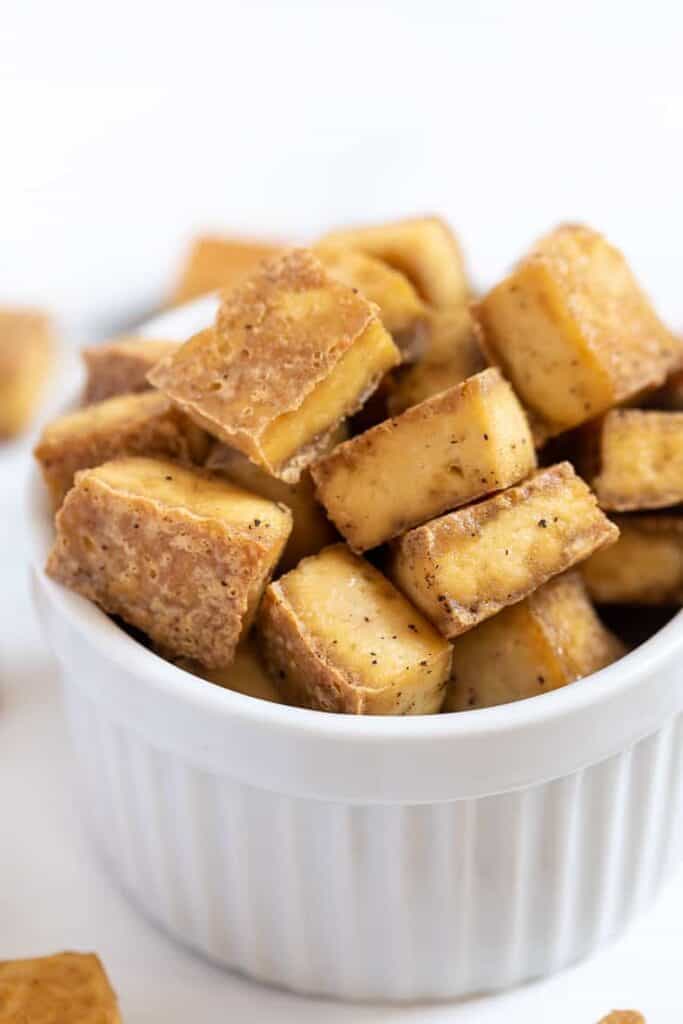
<box><xmin>36</xmin><ymin>219</ymin><xmax>681</xmax><ymax>713</ymax></box>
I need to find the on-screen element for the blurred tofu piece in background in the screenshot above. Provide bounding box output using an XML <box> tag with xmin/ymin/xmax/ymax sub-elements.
<box><xmin>168</xmin><ymin>234</ymin><xmax>283</xmax><ymax>305</ymax></box>
<box><xmin>82</xmin><ymin>336</ymin><xmax>180</xmax><ymax>403</ymax></box>
<box><xmin>0</xmin><ymin>308</ymin><xmax>54</xmax><ymax>439</ymax></box>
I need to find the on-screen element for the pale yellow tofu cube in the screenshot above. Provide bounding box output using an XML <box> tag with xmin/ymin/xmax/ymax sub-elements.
<box><xmin>258</xmin><ymin>544</ymin><xmax>452</xmax><ymax>714</ymax></box>
<box><xmin>319</xmin><ymin>216</ymin><xmax>468</xmax><ymax>309</ymax></box>
<box><xmin>82</xmin><ymin>336</ymin><xmax>180</xmax><ymax>403</ymax></box>
<box><xmin>445</xmin><ymin>572</ymin><xmax>625</xmax><ymax>711</ymax></box>
<box><xmin>35</xmin><ymin>391</ymin><xmax>209</xmax><ymax>508</ymax></box>
<box><xmin>311</xmin><ymin>367</ymin><xmax>535</xmax><ymax>552</ymax></box>
<box><xmin>582</xmin><ymin>515</ymin><xmax>683</xmax><ymax>605</ymax></box>
<box><xmin>475</xmin><ymin>225</ymin><xmax>679</xmax><ymax>439</ymax></box>
<box><xmin>0</xmin><ymin>308</ymin><xmax>54</xmax><ymax>438</ymax></box>
<box><xmin>46</xmin><ymin>456</ymin><xmax>292</xmax><ymax>669</ymax></box>
<box><xmin>584</xmin><ymin>409</ymin><xmax>683</xmax><ymax>510</ymax></box>
<box><xmin>149</xmin><ymin>249</ymin><xmax>400</xmax><ymax>481</ymax></box>
<box><xmin>0</xmin><ymin>952</ymin><xmax>120</xmax><ymax>1023</ymax></box>
<box><xmin>391</xmin><ymin>462</ymin><xmax>618</xmax><ymax>638</ymax></box>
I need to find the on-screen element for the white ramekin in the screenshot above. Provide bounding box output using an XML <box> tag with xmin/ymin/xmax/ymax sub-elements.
<box><xmin>28</xmin><ymin>301</ymin><xmax>683</xmax><ymax>1002</ymax></box>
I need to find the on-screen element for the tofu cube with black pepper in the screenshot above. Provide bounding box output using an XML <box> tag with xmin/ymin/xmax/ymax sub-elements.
<box><xmin>311</xmin><ymin>367</ymin><xmax>535</xmax><ymax>553</ymax></box>
<box><xmin>391</xmin><ymin>462</ymin><xmax>618</xmax><ymax>638</ymax></box>
<box><xmin>258</xmin><ymin>544</ymin><xmax>452</xmax><ymax>714</ymax></box>
<box><xmin>445</xmin><ymin>572</ymin><xmax>625</xmax><ymax>711</ymax></box>
<box><xmin>582</xmin><ymin>514</ymin><xmax>683</xmax><ymax>605</ymax></box>
<box><xmin>475</xmin><ymin>224</ymin><xmax>680</xmax><ymax>441</ymax></box>
<box><xmin>583</xmin><ymin>409</ymin><xmax>683</xmax><ymax>511</ymax></box>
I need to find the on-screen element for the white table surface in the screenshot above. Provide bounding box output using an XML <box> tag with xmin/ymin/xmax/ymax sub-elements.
<box><xmin>2</xmin><ymin>2</ymin><xmax>683</xmax><ymax>1018</ymax></box>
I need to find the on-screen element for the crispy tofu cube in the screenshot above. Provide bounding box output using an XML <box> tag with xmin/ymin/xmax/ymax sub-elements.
<box><xmin>168</xmin><ymin>234</ymin><xmax>283</xmax><ymax>305</ymax></box>
<box><xmin>35</xmin><ymin>391</ymin><xmax>209</xmax><ymax>508</ymax></box>
<box><xmin>391</xmin><ymin>462</ymin><xmax>618</xmax><ymax>638</ymax></box>
<box><xmin>258</xmin><ymin>544</ymin><xmax>452</xmax><ymax>714</ymax></box>
<box><xmin>0</xmin><ymin>308</ymin><xmax>54</xmax><ymax>438</ymax></box>
<box><xmin>584</xmin><ymin>409</ymin><xmax>683</xmax><ymax>511</ymax></box>
<box><xmin>149</xmin><ymin>250</ymin><xmax>400</xmax><ymax>481</ymax></box>
<box><xmin>315</xmin><ymin>244</ymin><xmax>428</xmax><ymax>360</ymax></box>
<box><xmin>445</xmin><ymin>572</ymin><xmax>625</xmax><ymax>711</ymax></box>
<box><xmin>176</xmin><ymin>640</ymin><xmax>283</xmax><ymax>702</ymax></box>
<box><xmin>311</xmin><ymin>367</ymin><xmax>536</xmax><ymax>552</ymax></box>
<box><xmin>582</xmin><ymin>515</ymin><xmax>683</xmax><ymax>605</ymax></box>
<box><xmin>0</xmin><ymin>952</ymin><xmax>120</xmax><ymax>1023</ymax></box>
<box><xmin>82</xmin><ymin>336</ymin><xmax>180</xmax><ymax>403</ymax></box>
<box><xmin>475</xmin><ymin>225</ymin><xmax>679</xmax><ymax>439</ymax></box>
<box><xmin>387</xmin><ymin>308</ymin><xmax>487</xmax><ymax>416</ymax></box>
<box><xmin>206</xmin><ymin>436</ymin><xmax>341</xmax><ymax>571</ymax></box>
<box><xmin>46</xmin><ymin>456</ymin><xmax>292</xmax><ymax>668</ymax></box>
<box><xmin>319</xmin><ymin>216</ymin><xmax>468</xmax><ymax>310</ymax></box>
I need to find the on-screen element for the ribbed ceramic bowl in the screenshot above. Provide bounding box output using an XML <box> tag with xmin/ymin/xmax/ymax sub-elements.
<box><xmin>28</xmin><ymin>300</ymin><xmax>683</xmax><ymax>1001</ymax></box>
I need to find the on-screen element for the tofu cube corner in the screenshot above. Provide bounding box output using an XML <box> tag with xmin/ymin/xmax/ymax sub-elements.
<box><xmin>0</xmin><ymin>952</ymin><xmax>120</xmax><ymax>1023</ymax></box>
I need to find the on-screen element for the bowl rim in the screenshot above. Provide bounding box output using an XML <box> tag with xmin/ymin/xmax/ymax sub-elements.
<box><xmin>26</xmin><ymin>297</ymin><xmax>683</xmax><ymax>755</ymax></box>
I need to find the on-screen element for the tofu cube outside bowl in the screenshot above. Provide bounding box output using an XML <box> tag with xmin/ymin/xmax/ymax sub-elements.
<box><xmin>27</xmin><ymin>298</ymin><xmax>683</xmax><ymax>1002</ymax></box>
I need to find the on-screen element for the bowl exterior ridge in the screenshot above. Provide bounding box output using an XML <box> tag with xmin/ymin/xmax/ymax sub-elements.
<box><xmin>64</xmin><ymin>678</ymin><xmax>683</xmax><ymax>1000</ymax></box>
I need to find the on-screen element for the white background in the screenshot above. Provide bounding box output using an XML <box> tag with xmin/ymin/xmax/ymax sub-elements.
<box><xmin>1</xmin><ymin>1</ymin><xmax>683</xmax><ymax>1020</ymax></box>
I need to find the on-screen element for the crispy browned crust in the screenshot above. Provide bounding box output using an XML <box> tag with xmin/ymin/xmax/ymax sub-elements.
<box><xmin>46</xmin><ymin>467</ymin><xmax>289</xmax><ymax>669</ymax></box>
<box><xmin>257</xmin><ymin>579</ymin><xmax>449</xmax><ymax>715</ymax></box>
<box><xmin>82</xmin><ymin>337</ymin><xmax>180</xmax><ymax>403</ymax></box>
<box><xmin>149</xmin><ymin>250</ymin><xmax>383</xmax><ymax>464</ymax></box>
<box><xmin>393</xmin><ymin>462</ymin><xmax>619</xmax><ymax>637</ymax></box>
<box><xmin>34</xmin><ymin>392</ymin><xmax>209</xmax><ymax>509</ymax></box>
<box><xmin>311</xmin><ymin>367</ymin><xmax>535</xmax><ymax>552</ymax></box>
<box><xmin>0</xmin><ymin>952</ymin><xmax>120</xmax><ymax>1023</ymax></box>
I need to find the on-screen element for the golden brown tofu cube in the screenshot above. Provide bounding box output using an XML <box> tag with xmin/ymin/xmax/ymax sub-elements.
<box><xmin>315</xmin><ymin>244</ymin><xmax>428</xmax><ymax>360</ymax></box>
<box><xmin>445</xmin><ymin>572</ymin><xmax>625</xmax><ymax>711</ymax></box>
<box><xmin>0</xmin><ymin>308</ymin><xmax>54</xmax><ymax>438</ymax></box>
<box><xmin>149</xmin><ymin>249</ymin><xmax>401</xmax><ymax>481</ymax></box>
<box><xmin>597</xmin><ymin>1014</ymin><xmax>645</xmax><ymax>1024</ymax></box>
<box><xmin>475</xmin><ymin>225</ymin><xmax>679</xmax><ymax>439</ymax></box>
<box><xmin>176</xmin><ymin>639</ymin><xmax>283</xmax><ymax>702</ymax></box>
<box><xmin>386</xmin><ymin>308</ymin><xmax>487</xmax><ymax>416</ymax></box>
<box><xmin>206</xmin><ymin>437</ymin><xmax>340</xmax><ymax>571</ymax></box>
<box><xmin>582</xmin><ymin>515</ymin><xmax>683</xmax><ymax>605</ymax></box>
<box><xmin>168</xmin><ymin>234</ymin><xmax>283</xmax><ymax>305</ymax></box>
<box><xmin>391</xmin><ymin>462</ymin><xmax>618</xmax><ymax>638</ymax></box>
<box><xmin>584</xmin><ymin>409</ymin><xmax>683</xmax><ymax>511</ymax></box>
<box><xmin>46</xmin><ymin>456</ymin><xmax>292</xmax><ymax>669</ymax></box>
<box><xmin>258</xmin><ymin>544</ymin><xmax>452</xmax><ymax>714</ymax></box>
<box><xmin>82</xmin><ymin>336</ymin><xmax>180</xmax><ymax>403</ymax></box>
<box><xmin>311</xmin><ymin>367</ymin><xmax>535</xmax><ymax>553</ymax></box>
<box><xmin>0</xmin><ymin>952</ymin><xmax>120</xmax><ymax>1023</ymax></box>
<box><xmin>35</xmin><ymin>391</ymin><xmax>209</xmax><ymax>508</ymax></box>
<box><xmin>319</xmin><ymin>216</ymin><xmax>468</xmax><ymax>310</ymax></box>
